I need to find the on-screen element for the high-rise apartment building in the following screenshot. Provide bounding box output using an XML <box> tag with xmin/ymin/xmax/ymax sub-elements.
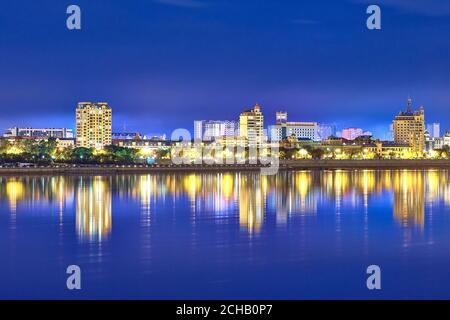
<box><xmin>393</xmin><ymin>98</ymin><xmax>425</xmax><ymax>154</ymax></box>
<box><xmin>426</xmin><ymin>123</ymin><xmax>440</xmax><ymax>139</ymax></box>
<box><xmin>194</xmin><ymin>120</ymin><xmax>204</xmax><ymax>141</ymax></box>
<box><xmin>239</xmin><ymin>103</ymin><xmax>264</xmax><ymax>147</ymax></box>
<box><xmin>76</xmin><ymin>102</ymin><xmax>112</xmax><ymax>148</ymax></box>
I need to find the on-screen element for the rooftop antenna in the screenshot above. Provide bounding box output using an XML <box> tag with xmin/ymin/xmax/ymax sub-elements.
<box><xmin>407</xmin><ymin>96</ymin><xmax>412</xmax><ymax>113</ymax></box>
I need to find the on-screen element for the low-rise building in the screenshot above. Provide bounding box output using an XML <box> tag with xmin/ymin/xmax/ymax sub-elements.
<box><xmin>341</xmin><ymin>128</ymin><xmax>372</xmax><ymax>141</ymax></box>
<box><xmin>112</xmin><ymin>138</ymin><xmax>171</xmax><ymax>154</ymax></box>
<box><xmin>375</xmin><ymin>142</ymin><xmax>413</xmax><ymax>159</ymax></box>
<box><xmin>4</xmin><ymin>127</ymin><xmax>74</xmax><ymax>139</ymax></box>
<box><xmin>112</xmin><ymin>132</ymin><xmax>142</xmax><ymax>140</ymax></box>
<box><xmin>269</xmin><ymin>112</ymin><xmax>318</xmax><ymax>142</ymax></box>
<box><xmin>56</xmin><ymin>138</ymin><xmax>75</xmax><ymax>149</ymax></box>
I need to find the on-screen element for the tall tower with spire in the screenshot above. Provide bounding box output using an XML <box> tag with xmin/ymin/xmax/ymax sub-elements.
<box><xmin>392</xmin><ymin>98</ymin><xmax>425</xmax><ymax>155</ymax></box>
<box><xmin>407</xmin><ymin>97</ymin><xmax>412</xmax><ymax>113</ymax></box>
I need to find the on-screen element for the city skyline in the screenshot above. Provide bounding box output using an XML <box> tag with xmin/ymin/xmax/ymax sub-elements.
<box><xmin>3</xmin><ymin>1</ymin><xmax>450</xmax><ymax>303</ymax></box>
<box><xmin>2</xmin><ymin>97</ymin><xmax>447</xmax><ymax>144</ymax></box>
<box><xmin>1</xmin><ymin>1</ymin><xmax>450</xmax><ymax>138</ymax></box>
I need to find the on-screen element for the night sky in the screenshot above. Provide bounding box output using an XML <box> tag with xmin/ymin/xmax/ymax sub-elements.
<box><xmin>1</xmin><ymin>0</ymin><xmax>450</xmax><ymax>138</ymax></box>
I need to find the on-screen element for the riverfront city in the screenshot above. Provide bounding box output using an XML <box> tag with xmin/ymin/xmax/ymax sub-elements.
<box><xmin>2</xmin><ymin>0</ymin><xmax>450</xmax><ymax>307</ymax></box>
<box><xmin>1</xmin><ymin>98</ymin><xmax>450</xmax><ymax>169</ymax></box>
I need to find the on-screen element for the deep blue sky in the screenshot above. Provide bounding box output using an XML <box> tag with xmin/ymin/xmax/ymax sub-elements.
<box><xmin>1</xmin><ymin>0</ymin><xmax>450</xmax><ymax>138</ymax></box>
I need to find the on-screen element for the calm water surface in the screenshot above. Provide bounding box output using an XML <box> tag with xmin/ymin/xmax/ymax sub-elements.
<box><xmin>1</xmin><ymin>170</ymin><xmax>450</xmax><ymax>299</ymax></box>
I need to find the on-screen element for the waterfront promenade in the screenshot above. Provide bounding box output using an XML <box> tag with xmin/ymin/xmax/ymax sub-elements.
<box><xmin>1</xmin><ymin>159</ymin><xmax>450</xmax><ymax>175</ymax></box>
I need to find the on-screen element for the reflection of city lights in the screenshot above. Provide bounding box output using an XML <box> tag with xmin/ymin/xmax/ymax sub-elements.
<box><xmin>183</xmin><ymin>174</ymin><xmax>200</xmax><ymax>204</ymax></box>
<box><xmin>6</xmin><ymin>180</ymin><xmax>24</xmax><ymax>213</ymax></box>
<box><xmin>393</xmin><ymin>171</ymin><xmax>424</xmax><ymax>230</ymax></box>
<box><xmin>140</xmin><ymin>175</ymin><xmax>153</xmax><ymax>204</ymax></box>
<box><xmin>1</xmin><ymin>170</ymin><xmax>448</xmax><ymax>240</ymax></box>
<box><xmin>239</xmin><ymin>176</ymin><xmax>264</xmax><ymax>234</ymax></box>
<box><xmin>296</xmin><ymin>172</ymin><xmax>309</xmax><ymax>197</ymax></box>
<box><xmin>222</xmin><ymin>174</ymin><xmax>234</xmax><ymax>199</ymax></box>
<box><xmin>76</xmin><ymin>177</ymin><xmax>112</xmax><ymax>242</ymax></box>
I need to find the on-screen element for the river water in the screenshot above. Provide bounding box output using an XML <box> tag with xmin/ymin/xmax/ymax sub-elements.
<box><xmin>1</xmin><ymin>170</ymin><xmax>449</xmax><ymax>299</ymax></box>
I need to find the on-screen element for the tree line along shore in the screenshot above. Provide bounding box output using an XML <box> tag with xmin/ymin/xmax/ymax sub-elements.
<box><xmin>1</xmin><ymin>159</ymin><xmax>450</xmax><ymax>176</ymax></box>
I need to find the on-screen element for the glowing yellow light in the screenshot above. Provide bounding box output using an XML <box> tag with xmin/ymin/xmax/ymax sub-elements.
<box><xmin>6</xmin><ymin>180</ymin><xmax>24</xmax><ymax>213</ymax></box>
<box><xmin>298</xmin><ymin>149</ymin><xmax>309</xmax><ymax>158</ymax></box>
<box><xmin>138</xmin><ymin>147</ymin><xmax>154</xmax><ymax>156</ymax></box>
<box><xmin>222</xmin><ymin>174</ymin><xmax>234</xmax><ymax>198</ymax></box>
<box><xmin>6</xmin><ymin>146</ymin><xmax>23</xmax><ymax>155</ymax></box>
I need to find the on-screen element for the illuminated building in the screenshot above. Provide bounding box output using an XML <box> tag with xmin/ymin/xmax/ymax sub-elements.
<box><xmin>341</xmin><ymin>128</ymin><xmax>372</xmax><ymax>141</ymax></box>
<box><xmin>445</xmin><ymin>130</ymin><xmax>450</xmax><ymax>147</ymax></box>
<box><xmin>4</xmin><ymin>127</ymin><xmax>74</xmax><ymax>139</ymax></box>
<box><xmin>239</xmin><ymin>103</ymin><xmax>264</xmax><ymax>147</ymax></box>
<box><xmin>112</xmin><ymin>132</ymin><xmax>142</xmax><ymax>140</ymax></box>
<box><xmin>194</xmin><ymin>120</ymin><xmax>238</xmax><ymax>141</ymax></box>
<box><xmin>276</xmin><ymin>111</ymin><xmax>288</xmax><ymax>124</ymax></box>
<box><xmin>269</xmin><ymin>112</ymin><xmax>318</xmax><ymax>142</ymax></box>
<box><xmin>434</xmin><ymin>131</ymin><xmax>450</xmax><ymax>150</ymax></box>
<box><xmin>426</xmin><ymin>123</ymin><xmax>441</xmax><ymax>139</ymax></box>
<box><xmin>113</xmin><ymin>138</ymin><xmax>170</xmax><ymax>149</ymax></box>
<box><xmin>374</xmin><ymin>141</ymin><xmax>413</xmax><ymax>159</ymax></box>
<box><xmin>393</xmin><ymin>98</ymin><xmax>425</xmax><ymax>154</ymax></box>
<box><xmin>317</xmin><ymin>123</ymin><xmax>337</xmax><ymax>141</ymax></box>
<box><xmin>76</xmin><ymin>102</ymin><xmax>112</xmax><ymax>148</ymax></box>
<box><xmin>427</xmin><ymin>122</ymin><xmax>441</xmax><ymax>139</ymax></box>
<box><xmin>56</xmin><ymin>138</ymin><xmax>75</xmax><ymax>149</ymax></box>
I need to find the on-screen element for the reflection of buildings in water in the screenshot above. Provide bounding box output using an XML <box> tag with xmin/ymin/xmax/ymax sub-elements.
<box><xmin>2</xmin><ymin>177</ymin><xmax>74</xmax><ymax>215</ymax></box>
<box><xmin>49</xmin><ymin>177</ymin><xmax>74</xmax><ymax>225</ymax></box>
<box><xmin>139</xmin><ymin>175</ymin><xmax>155</xmax><ymax>226</ymax></box>
<box><xmin>444</xmin><ymin>178</ymin><xmax>450</xmax><ymax>208</ymax></box>
<box><xmin>102</xmin><ymin>171</ymin><xmax>448</xmax><ymax>237</ymax></box>
<box><xmin>76</xmin><ymin>177</ymin><xmax>112</xmax><ymax>242</ymax></box>
<box><xmin>294</xmin><ymin>171</ymin><xmax>317</xmax><ymax>215</ymax></box>
<box><xmin>5</xmin><ymin>180</ymin><xmax>24</xmax><ymax>214</ymax></box>
<box><xmin>425</xmin><ymin>171</ymin><xmax>443</xmax><ymax>205</ymax></box>
<box><xmin>274</xmin><ymin>173</ymin><xmax>289</xmax><ymax>225</ymax></box>
<box><xmin>273</xmin><ymin>172</ymin><xmax>317</xmax><ymax>226</ymax></box>
<box><xmin>214</xmin><ymin>173</ymin><xmax>237</xmax><ymax>213</ymax></box>
<box><xmin>321</xmin><ymin>170</ymin><xmax>347</xmax><ymax>214</ymax></box>
<box><xmin>317</xmin><ymin>170</ymin><xmax>431</xmax><ymax>231</ymax></box>
<box><xmin>183</xmin><ymin>174</ymin><xmax>201</xmax><ymax>211</ymax></box>
<box><xmin>113</xmin><ymin>173</ymin><xmax>238</xmax><ymax>217</ymax></box>
<box><xmin>183</xmin><ymin>173</ymin><xmax>238</xmax><ymax>215</ymax></box>
<box><xmin>320</xmin><ymin>170</ymin><xmax>381</xmax><ymax>209</ymax></box>
<box><xmin>239</xmin><ymin>174</ymin><xmax>265</xmax><ymax>234</ymax></box>
<box><xmin>2</xmin><ymin>169</ymin><xmax>450</xmax><ymax>242</ymax></box>
<box><xmin>392</xmin><ymin>171</ymin><xmax>424</xmax><ymax>229</ymax></box>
